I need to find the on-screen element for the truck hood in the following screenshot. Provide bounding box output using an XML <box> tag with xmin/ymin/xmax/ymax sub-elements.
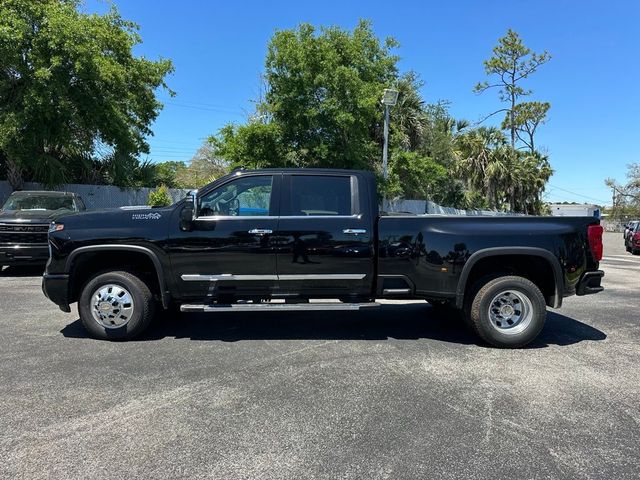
<box><xmin>55</xmin><ymin>205</ymin><xmax>175</xmax><ymax>239</ymax></box>
<box><xmin>0</xmin><ymin>209</ymin><xmax>75</xmax><ymax>223</ymax></box>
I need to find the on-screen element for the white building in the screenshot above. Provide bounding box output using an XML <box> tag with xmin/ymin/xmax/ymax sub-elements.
<box><xmin>549</xmin><ymin>204</ymin><xmax>600</xmax><ymax>218</ymax></box>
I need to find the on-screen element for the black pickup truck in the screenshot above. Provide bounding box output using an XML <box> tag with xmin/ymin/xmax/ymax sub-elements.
<box><xmin>42</xmin><ymin>169</ymin><xmax>604</xmax><ymax>347</ymax></box>
<box><xmin>1</xmin><ymin>191</ymin><xmax>86</xmax><ymax>268</ymax></box>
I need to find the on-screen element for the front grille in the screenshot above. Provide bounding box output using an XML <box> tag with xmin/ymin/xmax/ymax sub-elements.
<box><xmin>0</xmin><ymin>223</ymin><xmax>49</xmax><ymax>244</ymax></box>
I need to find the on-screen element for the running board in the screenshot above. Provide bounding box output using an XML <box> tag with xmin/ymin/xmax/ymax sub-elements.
<box><xmin>180</xmin><ymin>302</ymin><xmax>380</xmax><ymax>313</ymax></box>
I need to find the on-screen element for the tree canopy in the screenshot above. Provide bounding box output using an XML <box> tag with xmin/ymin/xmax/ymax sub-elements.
<box><xmin>474</xmin><ymin>29</ymin><xmax>551</xmax><ymax>149</ymax></box>
<box><xmin>207</xmin><ymin>23</ymin><xmax>553</xmax><ymax>213</ymax></box>
<box><xmin>209</xmin><ymin>20</ymin><xmax>398</xmax><ymax>173</ymax></box>
<box><xmin>606</xmin><ymin>163</ymin><xmax>640</xmax><ymax>218</ymax></box>
<box><xmin>0</xmin><ymin>0</ymin><xmax>173</xmax><ymax>189</ymax></box>
<box><xmin>0</xmin><ymin>8</ymin><xmax>555</xmax><ymax>214</ymax></box>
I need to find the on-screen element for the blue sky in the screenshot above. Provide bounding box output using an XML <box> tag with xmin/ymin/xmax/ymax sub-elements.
<box><xmin>85</xmin><ymin>0</ymin><xmax>639</xmax><ymax>205</ymax></box>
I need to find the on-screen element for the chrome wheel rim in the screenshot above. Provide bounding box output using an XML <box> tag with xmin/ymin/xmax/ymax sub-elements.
<box><xmin>488</xmin><ymin>290</ymin><xmax>533</xmax><ymax>335</ymax></box>
<box><xmin>91</xmin><ymin>284</ymin><xmax>135</xmax><ymax>329</ymax></box>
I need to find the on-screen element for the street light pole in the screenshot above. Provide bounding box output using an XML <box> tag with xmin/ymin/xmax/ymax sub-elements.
<box><xmin>380</xmin><ymin>89</ymin><xmax>399</xmax><ymax>210</ymax></box>
<box><xmin>382</xmin><ymin>103</ymin><xmax>390</xmax><ymax>181</ymax></box>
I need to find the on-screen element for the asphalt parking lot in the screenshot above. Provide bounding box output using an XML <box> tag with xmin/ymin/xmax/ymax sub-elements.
<box><xmin>0</xmin><ymin>232</ymin><xmax>638</xmax><ymax>479</ymax></box>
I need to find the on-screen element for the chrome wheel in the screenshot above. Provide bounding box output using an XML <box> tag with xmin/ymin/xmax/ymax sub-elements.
<box><xmin>487</xmin><ymin>290</ymin><xmax>533</xmax><ymax>335</ymax></box>
<box><xmin>91</xmin><ymin>284</ymin><xmax>135</xmax><ymax>329</ymax></box>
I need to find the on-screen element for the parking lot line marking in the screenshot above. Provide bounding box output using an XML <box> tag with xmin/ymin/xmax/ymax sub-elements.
<box><xmin>602</xmin><ymin>257</ymin><xmax>639</xmax><ymax>263</ymax></box>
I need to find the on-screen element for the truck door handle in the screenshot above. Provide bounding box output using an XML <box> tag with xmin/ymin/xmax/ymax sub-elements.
<box><xmin>343</xmin><ymin>228</ymin><xmax>367</xmax><ymax>235</ymax></box>
<box><xmin>248</xmin><ymin>228</ymin><xmax>273</xmax><ymax>236</ymax></box>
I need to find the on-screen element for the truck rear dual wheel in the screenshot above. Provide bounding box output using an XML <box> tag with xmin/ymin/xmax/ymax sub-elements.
<box><xmin>78</xmin><ymin>271</ymin><xmax>156</xmax><ymax>341</ymax></box>
<box><xmin>465</xmin><ymin>275</ymin><xmax>546</xmax><ymax>348</ymax></box>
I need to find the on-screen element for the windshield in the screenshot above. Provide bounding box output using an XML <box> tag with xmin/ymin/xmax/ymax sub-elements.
<box><xmin>2</xmin><ymin>194</ymin><xmax>75</xmax><ymax>211</ymax></box>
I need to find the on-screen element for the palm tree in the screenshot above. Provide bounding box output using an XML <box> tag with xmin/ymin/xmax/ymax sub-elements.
<box><xmin>455</xmin><ymin>126</ymin><xmax>508</xmax><ymax>210</ymax></box>
<box><xmin>392</xmin><ymin>72</ymin><xmax>427</xmax><ymax>151</ymax></box>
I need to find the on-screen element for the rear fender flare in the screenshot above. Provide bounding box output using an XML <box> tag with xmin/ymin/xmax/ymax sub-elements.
<box><xmin>455</xmin><ymin>247</ymin><xmax>564</xmax><ymax>309</ymax></box>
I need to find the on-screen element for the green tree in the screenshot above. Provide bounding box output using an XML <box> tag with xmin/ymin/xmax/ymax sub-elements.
<box><xmin>209</xmin><ymin>122</ymin><xmax>285</xmax><ymax>169</ymax></box>
<box><xmin>211</xmin><ymin>20</ymin><xmax>398</xmax><ymax>173</ymax></box>
<box><xmin>455</xmin><ymin>127</ymin><xmax>508</xmax><ymax>210</ymax></box>
<box><xmin>512</xmin><ymin>101</ymin><xmax>550</xmax><ymax>154</ymax></box>
<box><xmin>474</xmin><ymin>29</ymin><xmax>550</xmax><ymax>148</ymax></box>
<box><xmin>392</xmin><ymin>72</ymin><xmax>427</xmax><ymax>151</ymax></box>
<box><xmin>175</xmin><ymin>143</ymin><xmax>229</xmax><ymax>188</ymax></box>
<box><xmin>387</xmin><ymin>150</ymin><xmax>450</xmax><ymax>203</ymax></box>
<box><xmin>207</xmin><ymin>21</ymin><xmax>552</xmax><ymax>214</ymax></box>
<box><xmin>455</xmin><ymin>127</ymin><xmax>552</xmax><ymax>213</ymax></box>
<box><xmin>0</xmin><ymin>0</ymin><xmax>173</xmax><ymax>189</ymax></box>
<box><xmin>606</xmin><ymin>163</ymin><xmax>640</xmax><ymax>217</ymax></box>
<box><xmin>155</xmin><ymin>161</ymin><xmax>187</xmax><ymax>188</ymax></box>
<box><xmin>101</xmin><ymin>153</ymin><xmax>157</xmax><ymax>188</ymax></box>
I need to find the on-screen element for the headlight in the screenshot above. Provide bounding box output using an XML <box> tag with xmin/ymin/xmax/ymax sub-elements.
<box><xmin>49</xmin><ymin>222</ymin><xmax>64</xmax><ymax>233</ymax></box>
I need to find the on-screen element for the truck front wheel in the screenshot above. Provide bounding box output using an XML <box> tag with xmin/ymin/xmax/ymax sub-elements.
<box><xmin>78</xmin><ymin>271</ymin><xmax>156</xmax><ymax>341</ymax></box>
<box><xmin>465</xmin><ymin>275</ymin><xmax>546</xmax><ymax>348</ymax></box>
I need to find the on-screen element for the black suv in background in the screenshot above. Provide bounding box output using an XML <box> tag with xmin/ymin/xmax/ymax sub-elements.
<box><xmin>0</xmin><ymin>191</ymin><xmax>85</xmax><ymax>268</ymax></box>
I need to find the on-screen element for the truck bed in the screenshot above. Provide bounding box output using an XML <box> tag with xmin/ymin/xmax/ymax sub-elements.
<box><xmin>377</xmin><ymin>215</ymin><xmax>601</xmax><ymax>306</ymax></box>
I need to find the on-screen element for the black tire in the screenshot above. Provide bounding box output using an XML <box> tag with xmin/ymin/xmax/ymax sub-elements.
<box><xmin>78</xmin><ymin>270</ymin><xmax>156</xmax><ymax>341</ymax></box>
<box><xmin>632</xmin><ymin>249</ymin><xmax>640</xmax><ymax>256</ymax></box>
<box><xmin>464</xmin><ymin>275</ymin><xmax>546</xmax><ymax>348</ymax></box>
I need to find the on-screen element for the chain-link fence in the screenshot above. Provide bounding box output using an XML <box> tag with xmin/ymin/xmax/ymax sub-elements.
<box><xmin>0</xmin><ymin>181</ymin><xmax>191</xmax><ymax>210</ymax></box>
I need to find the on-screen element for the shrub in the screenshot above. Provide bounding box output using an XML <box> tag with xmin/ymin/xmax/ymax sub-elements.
<box><xmin>148</xmin><ymin>185</ymin><xmax>172</xmax><ymax>207</ymax></box>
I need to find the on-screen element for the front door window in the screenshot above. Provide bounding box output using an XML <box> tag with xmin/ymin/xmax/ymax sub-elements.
<box><xmin>198</xmin><ymin>175</ymin><xmax>273</xmax><ymax>217</ymax></box>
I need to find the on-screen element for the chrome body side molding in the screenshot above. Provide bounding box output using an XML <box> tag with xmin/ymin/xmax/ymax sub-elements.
<box><xmin>181</xmin><ymin>273</ymin><xmax>366</xmax><ymax>281</ymax></box>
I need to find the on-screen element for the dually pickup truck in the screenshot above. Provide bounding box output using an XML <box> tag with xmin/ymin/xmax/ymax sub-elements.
<box><xmin>43</xmin><ymin>168</ymin><xmax>605</xmax><ymax>348</ymax></box>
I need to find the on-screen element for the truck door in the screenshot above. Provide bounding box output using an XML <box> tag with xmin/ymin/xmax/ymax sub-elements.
<box><xmin>168</xmin><ymin>173</ymin><xmax>280</xmax><ymax>301</ymax></box>
<box><xmin>274</xmin><ymin>173</ymin><xmax>375</xmax><ymax>299</ymax></box>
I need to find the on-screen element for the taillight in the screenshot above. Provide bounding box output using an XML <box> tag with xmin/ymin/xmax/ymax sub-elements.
<box><xmin>588</xmin><ymin>225</ymin><xmax>603</xmax><ymax>261</ymax></box>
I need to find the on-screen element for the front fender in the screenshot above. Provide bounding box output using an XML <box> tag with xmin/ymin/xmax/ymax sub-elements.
<box><xmin>65</xmin><ymin>244</ymin><xmax>170</xmax><ymax>309</ymax></box>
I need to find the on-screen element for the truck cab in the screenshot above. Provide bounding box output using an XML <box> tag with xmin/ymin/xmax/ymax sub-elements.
<box><xmin>168</xmin><ymin>169</ymin><xmax>376</xmax><ymax>303</ymax></box>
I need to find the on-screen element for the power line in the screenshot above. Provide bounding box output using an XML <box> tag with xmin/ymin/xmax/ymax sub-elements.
<box><xmin>157</xmin><ymin>97</ymin><xmax>244</xmax><ymax>110</ymax></box>
<box><xmin>545</xmin><ymin>184</ymin><xmax>609</xmax><ymax>204</ymax></box>
<box><xmin>147</xmin><ymin>139</ymin><xmax>202</xmax><ymax>146</ymax></box>
<box><xmin>149</xmin><ymin>147</ymin><xmax>198</xmax><ymax>153</ymax></box>
<box><xmin>161</xmin><ymin>100</ymin><xmax>245</xmax><ymax>115</ymax></box>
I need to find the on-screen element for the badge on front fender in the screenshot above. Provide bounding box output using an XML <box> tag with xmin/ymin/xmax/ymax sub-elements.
<box><xmin>131</xmin><ymin>212</ymin><xmax>162</xmax><ymax>220</ymax></box>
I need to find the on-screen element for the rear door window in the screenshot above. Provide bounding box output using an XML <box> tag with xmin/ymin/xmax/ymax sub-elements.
<box><xmin>284</xmin><ymin>175</ymin><xmax>353</xmax><ymax>216</ymax></box>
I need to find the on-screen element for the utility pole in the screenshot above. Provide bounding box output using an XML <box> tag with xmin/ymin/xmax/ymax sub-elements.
<box><xmin>380</xmin><ymin>89</ymin><xmax>399</xmax><ymax>210</ymax></box>
<box><xmin>382</xmin><ymin>104</ymin><xmax>390</xmax><ymax>180</ymax></box>
<box><xmin>380</xmin><ymin>89</ymin><xmax>399</xmax><ymax>181</ymax></box>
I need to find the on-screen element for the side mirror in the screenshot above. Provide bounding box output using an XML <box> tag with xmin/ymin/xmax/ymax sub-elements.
<box><xmin>180</xmin><ymin>190</ymin><xmax>198</xmax><ymax>231</ymax></box>
<box><xmin>189</xmin><ymin>190</ymin><xmax>198</xmax><ymax>220</ymax></box>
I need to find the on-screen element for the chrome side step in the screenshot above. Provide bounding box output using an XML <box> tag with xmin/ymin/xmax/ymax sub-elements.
<box><xmin>180</xmin><ymin>302</ymin><xmax>380</xmax><ymax>313</ymax></box>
